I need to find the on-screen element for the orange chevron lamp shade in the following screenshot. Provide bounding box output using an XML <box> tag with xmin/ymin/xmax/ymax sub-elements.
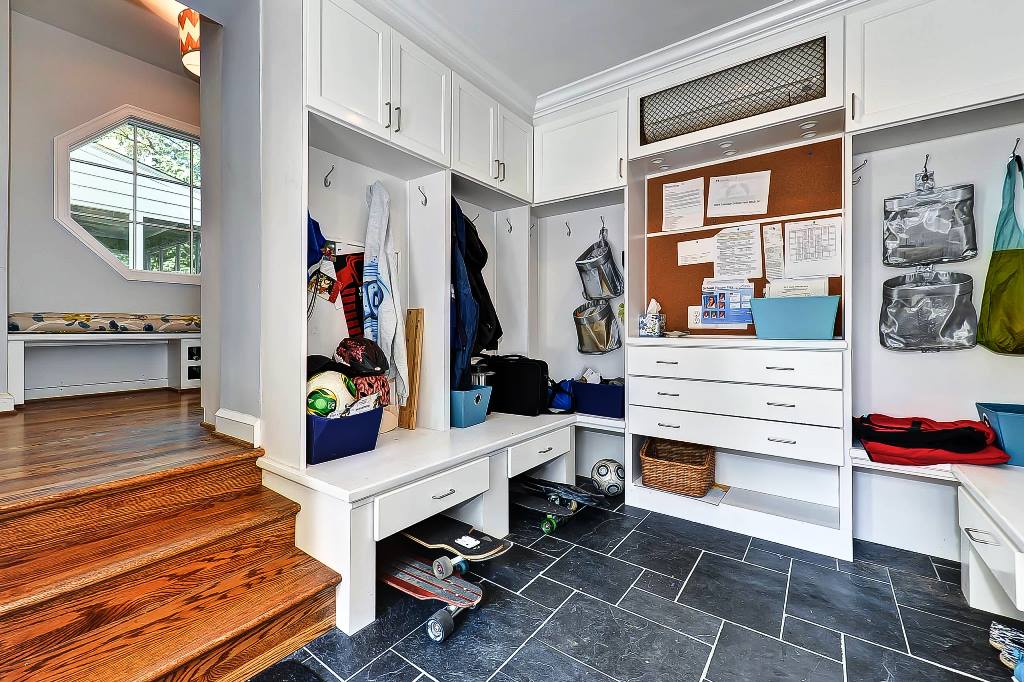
<box><xmin>178</xmin><ymin>7</ymin><xmax>201</xmax><ymax>77</ymax></box>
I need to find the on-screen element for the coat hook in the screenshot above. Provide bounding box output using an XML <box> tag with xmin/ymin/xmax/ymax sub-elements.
<box><xmin>852</xmin><ymin>159</ymin><xmax>868</xmax><ymax>186</ymax></box>
<box><xmin>530</xmin><ymin>222</ymin><xmax>536</xmax><ymax>235</ymax></box>
<box><xmin>506</xmin><ymin>217</ymin><xmax>513</xmax><ymax>234</ymax></box>
<box><xmin>417</xmin><ymin>185</ymin><xmax>427</xmax><ymax>206</ymax></box>
<box><xmin>470</xmin><ymin>214</ymin><xmax>480</xmax><ymax>224</ymax></box>
<box><xmin>1012</xmin><ymin>137</ymin><xmax>1021</xmax><ymax>159</ymax></box>
<box><xmin>922</xmin><ymin>154</ymin><xmax>930</xmax><ymax>175</ymax></box>
<box><xmin>323</xmin><ymin>164</ymin><xmax>335</xmax><ymax>188</ymax></box>
<box><xmin>599</xmin><ymin>215</ymin><xmax>607</xmax><ymax>240</ymax></box>
<box><xmin>565</xmin><ymin>221</ymin><xmax>571</xmax><ymax>237</ymax></box>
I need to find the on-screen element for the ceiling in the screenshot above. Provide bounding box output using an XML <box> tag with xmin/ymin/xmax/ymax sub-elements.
<box><xmin>11</xmin><ymin>0</ymin><xmax>188</xmax><ymax>77</ymax></box>
<box><xmin>400</xmin><ymin>0</ymin><xmax>781</xmax><ymax>99</ymax></box>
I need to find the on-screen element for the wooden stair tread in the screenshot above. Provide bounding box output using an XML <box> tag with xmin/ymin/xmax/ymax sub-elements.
<box><xmin>0</xmin><ymin>487</ymin><xmax>298</xmax><ymax>617</ymax></box>
<box><xmin>2</xmin><ymin>542</ymin><xmax>341</xmax><ymax>682</ymax></box>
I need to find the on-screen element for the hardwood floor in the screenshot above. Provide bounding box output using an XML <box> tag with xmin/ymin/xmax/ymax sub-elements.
<box><xmin>0</xmin><ymin>390</ymin><xmax>341</xmax><ymax>681</ymax></box>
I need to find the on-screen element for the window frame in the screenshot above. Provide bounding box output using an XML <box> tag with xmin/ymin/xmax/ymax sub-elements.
<box><xmin>54</xmin><ymin>104</ymin><xmax>201</xmax><ymax>285</ymax></box>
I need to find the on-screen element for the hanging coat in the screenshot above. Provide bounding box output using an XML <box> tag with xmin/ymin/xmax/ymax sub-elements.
<box><xmin>363</xmin><ymin>182</ymin><xmax>409</xmax><ymax>404</ymax></box>
<box><xmin>451</xmin><ymin>199</ymin><xmax>479</xmax><ymax>391</ymax></box>
<box><xmin>462</xmin><ymin>210</ymin><xmax>502</xmax><ymax>354</ymax></box>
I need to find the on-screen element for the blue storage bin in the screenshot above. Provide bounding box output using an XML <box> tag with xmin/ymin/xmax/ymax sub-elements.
<box><xmin>750</xmin><ymin>295</ymin><xmax>840</xmax><ymax>340</ymax></box>
<box><xmin>572</xmin><ymin>381</ymin><xmax>625</xmax><ymax>419</ymax></box>
<box><xmin>977</xmin><ymin>403</ymin><xmax>1024</xmax><ymax>467</ymax></box>
<box><xmin>451</xmin><ymin>386</ymin><xmax>492</xmax><ymax>428</ymax></box>
<box><xmin>306</xmin><ymin>408</ymin><xmax>383</xmax><ymax>465</ymax></box>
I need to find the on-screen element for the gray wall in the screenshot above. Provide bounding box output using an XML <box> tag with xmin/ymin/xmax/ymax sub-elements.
<box><xmin>8</xmin><ymin>12</ymin><xmax>200</xmax><ymax>315</ymax></box>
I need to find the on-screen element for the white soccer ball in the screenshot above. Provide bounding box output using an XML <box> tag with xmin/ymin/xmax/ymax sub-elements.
<box><xmin>591</xmin><ymin>458</ymin><xmax>626</xmax><ymax>496</ymax></box>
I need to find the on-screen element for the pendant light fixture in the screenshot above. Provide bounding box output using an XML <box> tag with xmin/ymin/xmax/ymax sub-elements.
<box><xmin>178</xmin><ymin>7</ymin><xmax>201</xmax><ymax>77</ymax></box>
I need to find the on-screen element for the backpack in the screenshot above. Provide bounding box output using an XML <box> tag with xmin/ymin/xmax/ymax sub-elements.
<box><xmin>853</xmin><ymin>414</ymin><xmax>1009</xmax><ymax>466</ymax></box>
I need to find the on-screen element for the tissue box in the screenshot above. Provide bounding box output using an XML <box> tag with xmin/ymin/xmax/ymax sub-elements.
<box><xmin>639</xmin><ymin>314</ymin><xmax>665</xmax><ymax>337</ymax></box>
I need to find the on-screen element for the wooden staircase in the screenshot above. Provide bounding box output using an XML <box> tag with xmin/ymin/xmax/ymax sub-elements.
<box><xmin>0</xmin><ymin>446</ymin><xmax>341</xmax><ymax>682</ymax></box>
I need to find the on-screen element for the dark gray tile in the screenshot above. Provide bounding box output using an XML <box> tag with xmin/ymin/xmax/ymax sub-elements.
<box><xmin>348</xmin><ymin>651</ymin><xmax>420</xmax><ymax>682</ymax></box>
<box><xmin>785</xmin><ymin>560</ymin><xmax>906</xmax><ymax>651</ymax></box>
<box><xmin>618</xmin><ymin>587</ymin><xmax>721</xmax><ymax>646</ymax></box>
<box><xmin>745</xmin><ymin>547</ymin><xmax>793</xmax><ymax>573</ymax></box>
<box><xmin>748</xmin><ymin>538</ymin><xmax>837</xmax><ymax>569</ymax></box>
<box><xmin>249</xmin><ymin>661</ymin><xmax>326</xmax><ymax>682</ymax></box>
<box><xmin>550</xmin><ymin>506</ymin><xmax>640</xmax><ymax>554</ymax></box>
<box><xmin>635</xmin><ymin>569</ymin><xmax>683</xmax><ymax>600</ymax></box>
<box><xmin>637</xmin><ymin>512</ymin><xmax>750</xmax><ymax>559</ymax></box>
<box><xmin>845</xmin><ymin>636</ymin><xmax>971</xmax><ymax>681</ymax></box>
<box><xmin>931</xmin><ymin>555</ymin><xmax>961</xmax><ymax>569</ymax></box>
<box><xmin>782</xmin><ymin>617</ymin><xmax>842</xmax><ymax>661</ymax></box>
<box><xmin>838</xmin><ymin>559</ymin><xmax>891</xmax><ymax>583</ymax></box>
<box><xmin>575</xmin><ymin>476</ymin><xmax>624</xmax><ymax>513</ymax></box>
<box><xmin>536</xmin><ymin>593</ymin><xmax>711</xmax><ymax>682</ymax></box>
<box><xmin>472</xmin><ymin>543</ymin><xmax>555</xmax><ymax>592</ymax></box>
<box><xmin>520</xmin><ymin>576</ymin><xmax>573</xmax><ymax>609</ymax></box>
<box><xmin>394</xmin><ymin>585</ymin><xmax>545</xmax><ymax>682</ymax></box>
<box><xmin>890</xmin><ymin>569</ymin><xmax>991</xmax><ymax>629</ymax></box>
<box><xmin>854</xmin><ymin>539</ymin><xmax>936</xmax><ymax>578</ymax></box>
<box><xmin>705</xmin><ymin>622</ymin><xmax>843</xmax><ymax>682</ymax></box>
<box><xmin>618</xmin><ymin>504</ymin><xmax>649</xmax><ymax>519</ymax></box>
<box><xmin>496</xmin><ymin>638</ymin><xmax>616</xmax><ymax>682</ymax></box>
<box><xmin>543</xmin><ymin>545</ymin><xmax>642</xmax><ymax>604</ymax></box>
<box><xmin>506</xmin><ymin>507</ymin><xmax>545</xmax><ymax>546</ymax></box>
<box><xmin>611</xmin><ymin>529</ymin><xmax>702</xmax><ymax>580</ymax></box>
<box><xmin>305</xmin><ymin>590</ymin><xmax>435</xmax><ymax>678</ymax></box>
<box><xmin>530</xmin><ymin>534</ymin><xmax>572</xmax><ymax>558</ymax></box>
<box><xmin>900</xmin><ymin>606</ymin><xmax>1007</xmax><ymax>682</ymax></box>
<box><xmin>935</xmin><ymin>563</ymin><xmax>962</xmax><ymax>584</ymax></box>
<box><xmin>677</xmin><ymin>551</ymin><xmax>788</xmax><ymax>636</ymax></box>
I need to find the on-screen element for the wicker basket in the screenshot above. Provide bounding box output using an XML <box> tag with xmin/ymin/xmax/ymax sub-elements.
<box><xmin>639</xmin><ymin>438</ymin><xmax>715</xmax><ymax>497</ymax></box>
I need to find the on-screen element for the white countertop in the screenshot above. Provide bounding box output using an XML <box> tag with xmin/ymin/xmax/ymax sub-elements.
<box><xmin>954</xmin><ymin>463</ymin><xmax>1024</xmax><ymax>549</ymax></box>
<box><xmin>259</xmin><ymin>412</ymin><xmax>577</xmax><ymax>504</ymax></box>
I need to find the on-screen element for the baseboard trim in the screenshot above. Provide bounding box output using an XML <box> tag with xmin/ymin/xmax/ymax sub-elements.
<box><xmin>214</xmin><ymin>408</ymin><xmax>261</xmax><ymax>447</ymax></box>
<box><xmin>0</xmin><ymin>393</ymin><xmax>15</xmax><ymax>413</ymax></box>
<box><xmin>24</xmin><ymin>378</ymin><xmax>168</xmax><ymax>401</ymax></box>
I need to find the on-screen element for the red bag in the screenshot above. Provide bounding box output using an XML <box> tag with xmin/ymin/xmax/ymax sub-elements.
<box><xmin>854</xmin><ymin>414</ymin><xmax>1009</xmax><ymax>466</ymax></box>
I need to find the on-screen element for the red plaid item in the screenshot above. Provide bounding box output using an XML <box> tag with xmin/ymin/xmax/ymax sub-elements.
<box><xmin>352</xmin><ymin>374</ymin><xmax>390</xmax><ymax>407</ymax></box>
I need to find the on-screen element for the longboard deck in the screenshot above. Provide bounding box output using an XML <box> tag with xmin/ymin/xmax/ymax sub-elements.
<box><xmin>511</xmin><ymin>491</ymin><xmax>577</xmax><ymax>517</ymax></box>
<box><xmin>402</xmin><ymin>517</ymin><xmax>511</xmax><ymax>561</ymax></box>
<box><xmin>519</xmin><ymin>476</ymin><xmax>606</xmax><ymax>506</ymax></box>
<box><xmin>380</xmin><ymin>556</ymin><xmax>482</xmax><ymax>608</ymax></box>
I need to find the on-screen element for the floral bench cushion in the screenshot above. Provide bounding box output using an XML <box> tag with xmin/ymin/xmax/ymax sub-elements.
<box><xmin>8</xmin><ymin>313</ymin><xmax>201</xmax><ymax>334</ymax></box>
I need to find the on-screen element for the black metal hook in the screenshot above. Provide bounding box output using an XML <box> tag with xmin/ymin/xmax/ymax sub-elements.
<box><xmin>324</xmin><ymin>164</ymin><xmax>335</xmax><ymax>188</ymax></box>
<box><xmin>565</xmin><ymin>221</ymin><xmax>571</xmax><ymax>237</ymax></box>
<box><xmin>1012</xmin><ymin>137</ymin><xmax>1020</xmax><ymax>159</ymax></box>
<box><xmin>418</xmin><ymin>186</ymin><xmax>427</xmax><ymax>206</ymax></box>
<box><xmin>506</xmin><ymin>217</ymin><xmax>513</xmax><ymax>234</ymax></box>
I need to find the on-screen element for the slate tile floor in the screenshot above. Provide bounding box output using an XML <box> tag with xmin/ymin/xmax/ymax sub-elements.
<box><xmin>257</xmin><ymin>503</ymin><xmax>1019</xmax><ymax>682</ymax></box>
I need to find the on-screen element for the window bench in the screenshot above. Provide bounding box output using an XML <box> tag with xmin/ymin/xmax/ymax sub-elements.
<box><xmin>7</xmin><ymin>332</ymin><xmax>201</xmax><ymax>404</ymax></box>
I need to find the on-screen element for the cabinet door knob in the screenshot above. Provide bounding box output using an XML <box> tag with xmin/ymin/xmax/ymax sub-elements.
<box><xmin>432</xmin><ymin>488</ymin><xmax>456</xmax><ymax>500</ymax></box>
<box><xmin>499</xmin><ymin>161</ymin><xmax>506</xmax><ymax>182</ymax></box>
<box><xmin>384</xmin><ymin>101</ymin><xmax>392</xmax><ymax>129</ymax></box>
<box><xmin>850</xmin><ymin>93</ymin><xmax>856</xmax><ymax>121</ymax></box>
<box><xmin>618</xmin><ymin>157</ymin><xmax>624</xmax><ymax>178</ymax></box>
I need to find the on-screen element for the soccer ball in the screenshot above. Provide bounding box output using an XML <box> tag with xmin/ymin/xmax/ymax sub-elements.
<box><xmin>591</xmin><ymin>458</ymin><xmax>626</xmax><ymax>496</ymax></box>
<box><xmin>306</xmin><ymin>371</ymin><xmax>356</xmax><ymax>418</ymax></box>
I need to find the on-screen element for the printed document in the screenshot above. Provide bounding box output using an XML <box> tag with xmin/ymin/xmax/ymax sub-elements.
<box><xmin>677</xmin><ymin>237</ymin><xmax>715</xmax><ymax>266</ymax></box>
<box><xmin>707</xmin><ymin>171</ymin><xmax>771</xmax><ymax>217</ymax></box>
<box><xmin>762</xmin><ymin>223</ymin><xmax>785</xmax><ymax>280</ymax></box>
<box><xmin>662</xmin><ymin>178</ymin><xmax>705</xmax><ymax>232</ymax></box>
<box><xmin>714</xmin><ymin>224</ymin><xmax>762</xmax><ymax>279</ymax></box>
<box><xmin>784</xmin><ymin>217</ymin><xmax>843</xmax><ymax>278</ymax></box>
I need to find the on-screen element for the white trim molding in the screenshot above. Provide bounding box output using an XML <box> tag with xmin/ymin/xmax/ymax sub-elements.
<box><xmin>215</xmin><ymin>408</ymin><xmax>262</xmax><ymax>447</ymax></box>
<box><xmin>534</xmin><ymin>0</ymin><xmax>869</xmax><ymax>117</ymax></box>
<box><xmin>53</xmin><ymin>104</ymin><xmax>201</xmax><ymax>286</ymax></box>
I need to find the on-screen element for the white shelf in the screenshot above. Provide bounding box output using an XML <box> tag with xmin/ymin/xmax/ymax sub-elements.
<box><xmin>574</xmin><ymin>414</ymin><xmax>626</xmax><ymax>434</ymax></box>
<box><xmin>626</xmin><ymin>335</ymin><xmax>847</xmax><ymax>351</ymax></box>
<box><xmin>531</xmin><ymin>187</ymin><xmax>624</xmax><ymax>218</ymax></box>
<box><xmin>849</xmin><ymin>445</ymin><xmax>956</xmax><ymax>482</ymax></box>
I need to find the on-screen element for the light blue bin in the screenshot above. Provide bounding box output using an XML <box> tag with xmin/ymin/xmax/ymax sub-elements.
<box><xmin>750</xmin><ymin>295</ymin><xmax>840</xmax><ymax>340</ymax></box>
<box><xmin>451</xmin><ymin>386</ymin><xmax>492</xmax><ymax>428</ymax></box>
<box><xmin>977</xmin><ymin>403</ymin><xmax>1024</xmax><ymax>467</ymax></box>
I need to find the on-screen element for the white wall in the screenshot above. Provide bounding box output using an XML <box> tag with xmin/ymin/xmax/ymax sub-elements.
<box><xmin>0</xmin><ymin>0</ymin><xmax>11</xmax><ymax>401</ymax></box>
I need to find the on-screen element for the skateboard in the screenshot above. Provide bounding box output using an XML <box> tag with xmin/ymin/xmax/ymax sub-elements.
<box><xmin>510</xmin><ymin>490</ymin><xmax>578</xmax><ymax>535</ymax></box>
<box><xmin>380</xmin><ymin>555</ymin><xmax>482</xmax><ymax>642</ymax></box>
<box><xmin>518</xmin><ymin>476</ymin><xmax>607</xmax><ymax>512</ymax></box>
<box><xmin>401</xmin><ymin>516</ymin><xmax>512</xmax><ymax>579</ymax></box>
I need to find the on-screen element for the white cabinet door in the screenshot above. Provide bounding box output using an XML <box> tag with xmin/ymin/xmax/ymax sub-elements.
<box><xmin>534</xmin><ymin>98</ymin><xmax>626</xmax><ymax>203</ymax></box>
<box><xmin>497</xmin><ymin>109</ymin><xmax>533</xmax><ymax>202</ymax></box>
<box><xmin>390</xmin><ymin>32</ymin><xmax>451</xmax><ymax>165</ymax></box>
<box><xmin>311</xmin><ymin>0</ymin><xmax>392</xmax><ymax>137</ymax></box>
<box><xmin>847</xmin><ymin>0</ymin><xmax>1024</xmax><ymax>131</ymax></box>
<box><xmin>452</xmin><ymin>73</ymin><xmax>498</xmax><ymax>186</ymax></box>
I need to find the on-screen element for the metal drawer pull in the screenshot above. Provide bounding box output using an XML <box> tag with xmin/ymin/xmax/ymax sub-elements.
<box><xmin>432</xmin><ymin>488</ymin><xmax>456</xmax><ymax>500</ymax></box>
<box><xmin>657</xmin><ymin>392</ymin><xmax>679</xmax><ymax>397</ymax></box>
<box><xmin>538</xmin><ymin>447</ymin><xmax>554</xmax><ymax>454</ymax></box>
<box><xmin>767</xmin><ymin>437</ymin><xmax>797</xmax><ymax>445</ymax></box>
<box><xmin>965</xmin><ymin>527</ymin><xmax>1000</xmax><ymax>546</ymax></box>
<box><xmin>384</xmin><ymin>101</ymin><xmax>392</xmax><ymax>129</ymax></box>
<box><xmin>657</xmin><ymin>423</ymin><xmax>680</xmax><ymax>429</ymax></box>
<box><xmin>394</xmin><ymin>106</ymin><xmax>402</xmax><ymax>133</ymax></box>
<box><xmin>766</xmin><ymin>402</ymin><xmax>796</xmax><ymax>408</ymax></box>
<box><xmin>656</xmin><ymin>360</ymin><xmax>679</xmax><ymax>365</ymax></box>
<box><xmin>765</xmin><ymin>366</ymin><xmax>795</xmax><ymax>371</ymax></box>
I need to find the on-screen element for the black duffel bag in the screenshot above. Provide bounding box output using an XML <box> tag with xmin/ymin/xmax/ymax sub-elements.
<box><xmin>484</xmin><ymin>355</ymin><xmax>550</xmax><ymax>417</ymax></box>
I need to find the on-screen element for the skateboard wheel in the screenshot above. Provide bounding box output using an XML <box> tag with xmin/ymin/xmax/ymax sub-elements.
<box><xmin>565</xmin><ymin>499</ymin><xmax>579</xmax><ymax>513</ymax></box>
<box><xmin>547</xmin><ymin>493</ymin><xmax>561</xmax><ymax>506</ymax></box>
<box><xmin>426</xmin><ymin>609</ymin><xmax>455</xmax><ymax>642</ymax></box>
<box><xmin>455</xmin><ymin>559</ymin><xmax>470</xmax><ymax>575</ymax></box>
<box><xmin>541</xmin><ymin>516</ymin><xmax>557</xmax><ymax>534</ymax></box>
<box><xmin>432</xmin><ymin>556</ymin><xmax>454</xmax><ymax>580</ymax></box>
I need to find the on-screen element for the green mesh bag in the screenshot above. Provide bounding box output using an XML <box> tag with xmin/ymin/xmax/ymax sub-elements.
<box><xmin>978</xmin><ymin>156</ymin><xmax>1024</xmax><ymax>354</ymax></box>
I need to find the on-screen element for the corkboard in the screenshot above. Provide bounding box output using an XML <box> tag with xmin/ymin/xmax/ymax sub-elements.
<box><xmin>645</xmin><ymin>139</ymin><xmax>844</xmax><ymax>337</ymax></box>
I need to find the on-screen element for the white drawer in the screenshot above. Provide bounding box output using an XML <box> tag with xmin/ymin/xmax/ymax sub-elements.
<box><xmin>629</xmin><ymin>376</ymin><xmax>843</xmax><ymax>427</ymax></box>
<box><xmin>508</xmin><ymin>427</ymin><xmax>572</xmax><ymax>478</ymax></box>
<box><xmin>628</xmin><ymin>404</ymin><xmax>843</xmax><ymax>466</ymax></box>
<box><xmin>627</xmin><ymin>346</ymin><xmax>842</xmax><ymax>389</ymax></box>
<box><xmin>959</xmin><ymin>487</ymin><xmax>1024</xmax><ymax>609</ymax></box>
<box><xmin>374</xmin><ymin>458</ymin><xmax>489</xmax><ymax>540</ymax></box>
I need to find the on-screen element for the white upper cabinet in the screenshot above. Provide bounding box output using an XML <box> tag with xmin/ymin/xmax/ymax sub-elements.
<box><xmin>497</xmin><ymin>109</ymin><xmax>533</xmax><ymax>202</ymax></box>
<box><xmin>309</xmin><ymin>0</ymin><xmax>392</xmax><ymax>137</ymax></box>
<box><xmin>846</xmin><ymin>0</ymin><xmax>1024</xmax><ymax>131</ymax></box>
<box><xmin>452</xmin><ymin>73</ymin><xmax>500</xmax><ymax>186</ymax></box>
<box><xmin>390</xmin><ymin>32</ymin><xmax>452</xmax><ymax>165</ymax></box>
<box><xmin>534</xmin><ymin>97</ymin><xmax>627</xmax><ymax>203</ymax></box>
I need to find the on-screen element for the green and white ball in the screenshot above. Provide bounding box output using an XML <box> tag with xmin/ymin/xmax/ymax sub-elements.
<box><xmin>306</xmin><ymin>371</ymin><xmax>356</xmax><ymax>418</ymax></box>
<box><xmin>591</xmin><ymin>458</ymin><xmax>625</xmax><ymax>496</ymax></box>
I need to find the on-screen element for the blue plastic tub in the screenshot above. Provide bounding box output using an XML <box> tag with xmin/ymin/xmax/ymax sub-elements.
<box><xmin>306</xmin><ymin>407</ymin><xmax>383</xmax><ymax>465</ymax></box>
<box><xmin>572</xmin><ymin>381</ymin><xmax>625</xmax><ymax>419</ymax></box>
<box><xmin>977</xmin><ymin>403</ymin><xmax>1024</xmax><ymax>467</ymax></box>
<box><xmin>451</xmin><ymin>386</ymin><xmax>492</xmax><ymax>428</ymax></box>
<box><xmin>750</xmin><ymin>295</ymin><xmax>840</xmax><ymax>340</ymax></box>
